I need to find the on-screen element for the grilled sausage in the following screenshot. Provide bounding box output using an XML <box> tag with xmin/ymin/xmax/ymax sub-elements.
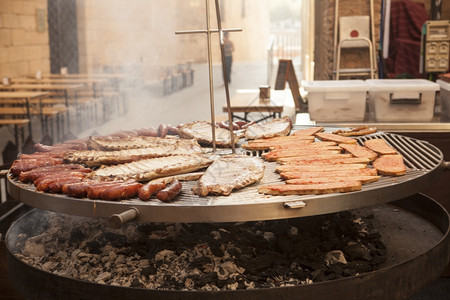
<box><xmin>137</xmin><ymin>181</ymin><xmax>166</xmax><ymax>200</ymax></box>
<box><xmin>19</xmin><ymin>164</ymin><xmax>87</xmax><ymax>182</ymax></box>
<box><xmin>35</xmin><ymin>173</ymin><xmax>87</xmax><ymax>192</ymax></box>
<box><xmin>166</xmin><ymin>125</ymin><xmax>179</xmax><ymax>135</ymax></box>
<box><xmin>48</xmin><ymin>177</ymin><xmax>84</xmax><ymax>193</ymax></box>
<box><xmin>62</xmin><ymin>180</ymin><xmax>99</xmax><ymax>198</ymax></box>
<box><xmin>100</xmin><ymin>181</ymin><xmax>143</xmax><ymax>201</ymax></box>
<box><xmin>156</xmin><ymin>179</ymin><xmax>182</xmax><ymax>202</ymax></box>
<box><xmin>10</xmin><ymin>158</ymin><xmax>64</xmax><ymax>176</ymax></box>
<box><xmin>87</xmin><ymin>181</ymin><xmax>123</xmax><ymax>199</ymax></box>
<box><xmin>136</xmin><ymin>128</ymin><xmax>158</xmax><ymax>137</ymax></box>
<box><xmin>158</xmin><ymin>124</ymin><xmax>168</xmax><ymax>137</ymax></box>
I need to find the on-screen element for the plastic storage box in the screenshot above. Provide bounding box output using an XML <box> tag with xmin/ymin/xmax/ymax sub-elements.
<box><xmin>303</xmin><ymin>80</ymin><xmax>368</xmax><ymax>122</ymax></box>
<box><xmin>437</xmin><ymin>79</ymin><xmax>450</xmax><ymax>121</ymax></box>
<box><xmin>366</xmin><ymin>79</ymin><xmax>440</xmax><ymax>122</ymax></box>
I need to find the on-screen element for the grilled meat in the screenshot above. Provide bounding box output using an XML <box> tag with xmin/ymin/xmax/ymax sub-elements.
<box><xmin>339</xmin><ymin>143</ymin><xmax>378</xmax><ymax>162</ymax></box>
<box><xmin>178</xmin><ymin>121</ymin><xmax>239</xmax><ymax>147</ymax></box>
<box><xmin>64</xmin><ymin>139</ymin><xmax>204</xmax><ymax>167</ymax></box>
<box><xmin>259</xmin><ymin>181</ymin><xmax>362</xmax><ymax>195</ymax></box>
<box><xmin>245</xmin><ymin>116</ymin><xmax>292</xmax><ymax>140</ymax></box>
<box><xmin>193</xmin><ymin>155</ymin><xmax>265</xmax><ymax>196</ymax></box>
<box><xmin>364</xmin><ymin>139</ymin><xmax>398</xmax><ymax>155</ymax></box>
<box><xmin>315</xmin><ymin>132</ymin><xmax>357</xmax><ymax>144</ymax></box>
<box><xmin>88</xmin><ymin>154</ymin><xmax>213</xmax><ymax>182</ymax></box>
<box><xmin>372</xmin><ymin>154</ymin><xmax>406</xmax><ymax>176</ymax></box>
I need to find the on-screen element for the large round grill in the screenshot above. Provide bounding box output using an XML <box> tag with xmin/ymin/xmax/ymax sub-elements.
<box><xmin>6</xmin><ymin>129</ymin><xmax>446</xmax><ymax>223</ymax></box>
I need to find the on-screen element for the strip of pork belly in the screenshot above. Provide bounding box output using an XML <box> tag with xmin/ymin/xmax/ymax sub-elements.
<box><xmin>88</xmin><ymin>154</ymin><xmax>213</xmax><ymax>182</ymax></box>
<box><xmin>258</xmin><ymin>181</ymin><xmax>362</xmax><ymax>195</ymax></box>
<box><xmin>279</xmin><ymin>157</ymin><xmax>371</xmax><ymax>166</ymax></box>
<box><xmin>64</xmin><ymin>141</ymin><xmax>204</xmax><ymax>167</ymax></box>
<box><xmin>279</xmin><ymin>168</ymin><xmax>378</xmax><ymax>180</ymax></box>
<box><xmin>276</xmin><ymin>154</ymin><xmax>354</xmax><ymax>164</ymax></box>
<box><xmin>339</xmin><ymin>143</ymin><xmax>378</xmax><ymax>162</ymax></box>
<box><xmin>276</xmin><ymin>163</ymin><xmax>368</xmax><ymax>173</ymax></box>
<box><xmin>285</xmin><ymin>175</ymin><xmax>380</xmax><ymax>185</ymax></box>
<box><xmin>263</xmin><ymin>149</ymin><xmax>343</xmax><ymax>161</ymax></box>
<box><xmin>291</xmin><ymin>126</ymin><xmax>324</xmax><ymax>136</ymax></box>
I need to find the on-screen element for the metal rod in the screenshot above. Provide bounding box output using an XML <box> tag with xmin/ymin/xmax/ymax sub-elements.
<box><xmin>205</xmin><ymin>0</ymin><xmax>216</xmax><ymax>152</ymax></box>
<box><xmin>175</xmin><ymin>28</ymin><xmax>242</xmax><ymax>35</ymax></box>
<box><xmin>214</xmin><ymin>0</ymin><xmax>235</xmax><ymax>153</ymax></box>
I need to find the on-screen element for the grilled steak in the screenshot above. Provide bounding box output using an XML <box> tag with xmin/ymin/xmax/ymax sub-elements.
<box><xmin>245</xmin><ymin>116</ymin><xmax>292</xmax><ymax>140</ymax></box>
<box><xmin>258</xmin><ymin>181</ymin><xmax>362</xmax><ymax>195</ymax></box>
<box><xmin>65</xmin><ymin>140</ymin><xmax>204</xmax><ymax>167</ymax></box>
<box><xmin>193</xmin><ymin>155</ymin><xmax>265</xmax><ymax>196</ymax></box>
<box><xmin>88</xmin><ymin>154</ymin><xmax>213</xmax><ymax>181</ymax></box>
<box><xmin>364</xmin><ymin>139</ymin><xmax>397</xmax><ymax>155</ymax></box>
<box><xmin>178</xmin><ymin>121</ymin><xmax>239</xmax><ymax>147</ymax></box>
<box><xmin>339</xmin><ymin>143</ymin><xmax>378</xmax><ymax>161</ymax></box>
<box><xmin>372</xmin><ymin>154</ymin><xmax>406</xmax><ymax>176</ymax></box>
<box><xmin>315</xmin><ymin>132</ymin><xmax>357</xmax><ymax>144</ymax></box>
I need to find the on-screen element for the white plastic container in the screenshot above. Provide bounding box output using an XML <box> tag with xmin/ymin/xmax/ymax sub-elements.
<box><xmin>303</xmin><ymin>80</ymin><xmax>368</xmax><ymax>122</ymax></box>
<box><xmin>366</xmin><ymin>79</ymin><xmax>439</xmax><ymax>122</ymax></box>
<box><xmin>437</xmin><ymin>79</ymin><xmax>450</xmax><ymax>121</ymax></box>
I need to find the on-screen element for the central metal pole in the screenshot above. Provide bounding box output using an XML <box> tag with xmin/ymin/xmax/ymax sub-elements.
<box><xmin>205</xmin><ymin>0</ymin><xmax>216</xmax><ymax>152</ymax></box>
<box><xmin>214</xmin><ymin>0</ymin><xmax>235</xmax><ymax>153</ymax></box>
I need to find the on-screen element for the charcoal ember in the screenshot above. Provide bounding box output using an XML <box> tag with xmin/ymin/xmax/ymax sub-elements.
<box><xmin>343</xmin><ymin>243</ymin><xmax>372</xmax><ymax>261</ymax></box>
<box><xmin>14</xmin><ymin>209</ymin><xmax>387</xmax><ymax>291</ymax></box>
<box><xmin>141</xmin><ymin>266</ymin><xmax>157</xmax><ymax>276</ymax></box>
<box><xmin>245</xmin><ymin>254</ymin><xmax>274</xmax><ymax>274</ymax></box>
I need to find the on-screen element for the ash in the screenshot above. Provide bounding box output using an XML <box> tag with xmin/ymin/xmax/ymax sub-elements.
<box><xmin>13</xmin><ymin>211</ymin><xmax>386</xmax><ymax>291</ymax></box>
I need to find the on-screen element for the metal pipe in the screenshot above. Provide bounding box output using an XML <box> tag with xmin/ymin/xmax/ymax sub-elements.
<box><xmin>214</xmin><ymin>0</ymin><xmax>235</xmax><ymax>153</ymax></box>
<box><xmin>205</xmin><ymin>0</ymin><xmax>216</xmax><ymax>152</ymax></box>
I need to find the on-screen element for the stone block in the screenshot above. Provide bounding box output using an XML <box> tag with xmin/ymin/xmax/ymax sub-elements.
<box><xmin>19</xmin><ymin>15</ymin><xmax>35</xmax><ymax>30</ymax></box>
<box><xmin>8</xmin><ymin>46</ymin><xmax>25</xmax><ymax>62</ymax></box>
<box><xmin>0</xmin><ymin>29</ymin><xmax>12</xmax><ymax>46</ymax></box>
<box><xmin>0</xmin><ymin>1</ymin><xmax>13</xmax><ymax>14</ymax></box>
<box><xmin>12</xmin><ymin>28</ymin><xmax>27</xmax><ymax>46</ymax></box>
<box><xmin>2</xmin><ymin>13</ymin><xmax>19</xmax><ymax>28</ymax></box>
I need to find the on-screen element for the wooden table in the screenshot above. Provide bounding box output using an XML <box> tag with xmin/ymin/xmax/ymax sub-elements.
<box><xmin>223</xmin><ymin>89</ymin><xmax>286</xmax><ymax>123</ymax></box>
<box><xmin>0</xmin><ymin>84</ymin><xmax>84</xmax><ymax>130</ymax></box>
<box><xmin>0</xmin><ymin>91</ymin><xmax>49</xmax><ymax>142</ymax></box>
<box><xmin>12</xmin><ymin>78</ymin><xmax>108</xmax><ymax>98</ymax></box>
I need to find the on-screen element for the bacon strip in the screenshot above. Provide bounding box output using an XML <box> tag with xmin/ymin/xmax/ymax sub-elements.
<box><xmin>285</xmin><ymin>176</ymin><xmax>380</xmax><ymax>185</ymax></box>
<box><xmin>276</xmin><ymin>164</ymin><xmax>368</xmax><ymax>173</ymax></box>
<box><xmin>315</xmin><ymin>132</ymin><xmax>357</xmax><ymax>144</ymax></box>
<box><xmin>339</xmin><ymin>143</ymin><xmax>378</xmax><ymax>162</ymax></box>
<box><xmin>280</xmin><ymin>168</ymin><xmax>378</xmax><ymax>180</ymax></box>
<box><xmin>258</xmin><ymin>181</ymin><xmax>362</xmax><ymax>195</ymax></box>
<box><xmin>292</xmin><ymin>126</ymin><xmax>324</xmax><ymax>136</ymax></box>
<box><xmin>364</xmin><ymin>139</ymin><xmax>397</xmax><ymax>155</ymax></box>
<box><xmin>263</xmin><ymin>149</ymin><xmax>342</xmax><ymax>161</ymax></box>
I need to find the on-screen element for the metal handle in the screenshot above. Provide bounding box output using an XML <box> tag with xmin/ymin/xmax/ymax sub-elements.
<box><xmin>390</xmin><ymin>92</ymin><xmax>422</xmax><ymax>105</ymax></box>
<box><xmin>0</xmin><ymin>170</ymin><xmax>8</xmax><ymax>177</ymax></box>
<box><xmin>444</xmin><ymin>161</ymin><xmax>450</xmax><ymax>171</ymax></box>
<box><xmin>109</xmin><ymin>207</ymin><xmax>139</xmax><ymax>228</ymax></box>
<box><xmin>284</xmin><ymin>201</ymin><xmax>306</xmax><ymax>209</ymax></box>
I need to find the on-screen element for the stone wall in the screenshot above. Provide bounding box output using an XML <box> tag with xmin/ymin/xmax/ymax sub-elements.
<box><xmin>0</xmin><ymin>0</ymin><xmax>50</xmax><ymax>78</ymax></box>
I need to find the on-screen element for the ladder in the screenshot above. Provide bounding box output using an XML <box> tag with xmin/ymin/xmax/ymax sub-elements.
<box><xmin>333</xmin><ymin>0</ymin><xmax>378</xmax><ymax>79</ymax></box>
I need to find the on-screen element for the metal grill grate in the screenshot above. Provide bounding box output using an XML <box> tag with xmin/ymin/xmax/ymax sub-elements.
<box><xmin>7</xmin><ymin>131</ymin><xmax>445</xmax><ymax>223</ymax></box>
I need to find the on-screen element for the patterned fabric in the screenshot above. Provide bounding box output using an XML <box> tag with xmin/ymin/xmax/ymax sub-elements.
<box><xmin>385</xmin><ymin>0</ymin><xmax>428</xmax><ymax>78</ymax></box>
